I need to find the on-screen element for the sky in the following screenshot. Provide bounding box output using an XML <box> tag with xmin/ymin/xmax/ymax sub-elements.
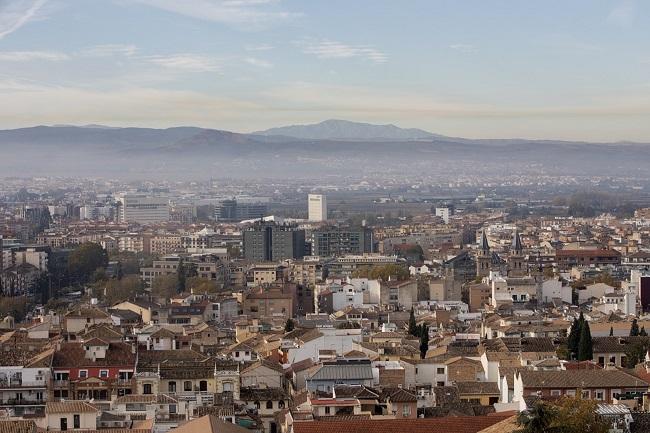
<box><xmin>0</xmin><ymin>0</ymin><xmax>649</xmax><ymax>141</ymax></box>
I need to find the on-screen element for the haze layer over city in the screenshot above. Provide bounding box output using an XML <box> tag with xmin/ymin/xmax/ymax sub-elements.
<box><xmin>2</xmin><ymin>2</ymin><xmax>650</xmax><ymax>433</ymax></box>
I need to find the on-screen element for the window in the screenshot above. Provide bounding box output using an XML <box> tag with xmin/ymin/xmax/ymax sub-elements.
<box><xmin>595</xmin><ymin>390</ymin><xmax>605</xmax><ymax>401</ymax></box>
<box><xmin>278</xmin><ymin>400</ymin><xmax>285</xmax><ymax>409</ymax></box>
<box><xmin>100</xmin><ymin>370</ymin><xmax>108</xmax><ymax>378</ymax></box>
<box><xmin>60</xmin><ymin>417</ymin><xmax>67</xmax><ymax>431</ymax></box>
<box><xmin>184</xmin><ymin>381</ymin><xmax>192</xmax><ymax>391</ymax></box>
<box><xmin>581</xmin><ymin>390</ymin><xmax>590</xmax><ymax>399</ymax></box>
<box><xmin>436</xmin><ymin>367</ymin><xmax>445</xmax><ymax>374</ymax></box>
<box><xmin>266</xmin><ymin>401</ymin><xmax>273</xmax><ymax>409</ymax></box>
<box><xmin>143</xmin><ymin>384</ymin><xmax>152</xmax><ymax>395</ymax></box>
<box><xmin>73</xmin><ymin>415</ymin><xmax>80</xmax><ymax>429</ymax></box>
<box><xmin>168</xmin><ymin>382</ymin><xmax>176</xmax><ymax>392</ymax></box>
<box><xmin>254</xmin><ymin>401</ymin><xmax>261</xmax><ymax>409</ymax></box>
<box><xmin>402</xmin><ymin>404</ymin><xmax>411</xmax><ymax>417</ymax></box>
<box><xmin>78</xmin><ymin>370</ymin><xmax>87</xmax><ymax>379</ymax></box>
<box><xmin>551</xmin><ymin>390</ymin><xmax>561</xmax><ymax>396</ymax></box>
<box><xmin>324</xmin><ymin>406</ymin><xmax>331</xmax><ymax>415</ymax></box>
<box><xmin>566</xmin><ymin>390</ymin><xmax>576</xmax><ymax>397</ymax></box>
<box><xmin>223</xmin><ymin>382</ymin><xmax>233</xmax><ymax>392</ymax></box>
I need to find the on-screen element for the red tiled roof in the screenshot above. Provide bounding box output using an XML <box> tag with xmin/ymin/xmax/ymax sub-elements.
<box><xmin>293</xmin><ymin>415</ymin><xmax>512</xmax><ymax>433</ymax></box>
<box><xmin>555</xmin><ymin>249</ymin><xmax>620</xmax><ymax>257</ymax></box>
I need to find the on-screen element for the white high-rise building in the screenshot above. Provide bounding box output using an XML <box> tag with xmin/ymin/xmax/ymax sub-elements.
<box><xmin>435</xmin><ymin>207</ymin><xmax>452</xmax><ymax>224</ymax></box>
<box><xmin>116</xmin><ymin>193</ymin><xmax>170</xmax><ymax>224</ymax></box>
<box><xmin>308</xmin><ymin>194</ymin><xmax>327</xmax><ymax>222</ymax></box>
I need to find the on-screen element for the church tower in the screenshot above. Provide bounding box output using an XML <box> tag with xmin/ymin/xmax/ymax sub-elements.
<box><xmin>476</xmin><ymin>230</ymin><xmax>492</xmax><ymax>278</ymax></box>
<box><xmin>508</xmin><ymin>229</ymin><xmax>526</xmax><ymax>277</ymax></box>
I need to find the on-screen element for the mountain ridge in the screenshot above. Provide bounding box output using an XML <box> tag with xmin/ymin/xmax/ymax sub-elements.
<box><xmin>0</xmin><ymin>121</ymin><xmax>648</xmax><ymax>179</ymax></box>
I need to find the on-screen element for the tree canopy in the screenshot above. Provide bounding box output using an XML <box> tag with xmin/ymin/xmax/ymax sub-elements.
<box><xmin>517</xmin><ymin>398</ymin><xmax>609</xmax><ymax>433</ymax></box>
<box><xmin>187</xmin><ymin>277</ymin><xmax>218</xmax><ymax>295</ymax></box>
<box><xmin>68</xmin><ymin>242</ymin><xmax>109</xmax><ymax>285</ymax></box>
<box><xmin>352</xmin><ymin>264</ymin><xmax>410</xmax><ymax>281</ymax></box>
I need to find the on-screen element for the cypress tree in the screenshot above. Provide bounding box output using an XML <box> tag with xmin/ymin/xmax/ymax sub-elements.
<box><xmin>409</xmin><ymin>308</ymin><xmax>417</xmax><ymax>336</ymax></box>
<box><xmin>567</xmin><ymin>317</ymin><xmax>581</xmax><ymax>359</ymax></box>
<box><xmin>177</xmin><ymin>258</ymin><xmax>186</xmax><ymax>294</ymax></box>
<box><xmin>640</xmin><ymin>326</ymin><xmax>648</xmax><ymax>337</ymax></box>
<box><xmin>630</xmin><ymin>319</ymin><xmax>640</xmax><ymax>336</ymax></box>
<box><xmin>419</xmin><ymin>325</ymin><xmax>429</xmax><ymax>359</ymax></box>
<box><xmin>609</xmin><ymin>326</ymin><xmax>614</xmax><ymax>337</ymax></box>
<box><xmin>577</xmin><ymin>320</ymin><xmax>593</xmax><ymax>361</ymax></box>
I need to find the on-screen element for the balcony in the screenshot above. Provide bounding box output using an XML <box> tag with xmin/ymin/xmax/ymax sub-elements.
<box><xmin>0</xmin><ymin>399</ymin><xmax>46</xmax><ymax>406</ymax></box>
<box><xmin>52</xmin><ymin>380</ymin><xmax>69</xmax><ymax>388</ymax></box>
<box><xmin>0</xmin><ymin>380</ymin><xmax>47</xmax><ymax>389</ymax></box>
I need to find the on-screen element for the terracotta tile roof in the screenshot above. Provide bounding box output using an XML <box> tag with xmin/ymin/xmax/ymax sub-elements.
<box><xmin>46</xmin><ymin>401</ymin><xmax>99</xmax><ymax>414</ymax></box>
<box><xmin>293</xmin><ymin>415</ymin><xmax>512</xmax><ymax>433</ymax></box>
<box><xmin>380</xmin><ymin>387</ymin><xmax>417</xmax><ymax>402</ymax></box>
<box><xmin>171</xmin><ymin>415</ymin><xmax>250</xmax><ymax>433</ymax></box>
<box><xmin>240</xmin><ymin>387</ymin><xmax>290</xmax><ymax>401</ymax></box>
<box><xmin>334</xmin><ymin>385</ymin><xmax>379</xmax><ymax>399</ymax></box>
<box><xmin>0</xmin><ymin>420</ymin><xmax>36</xmax><ymax>433</ymax></box>
<box><xmin>476</xmin><ymin>415</ymin><xmax>518</xmax><ymax>433</ymax></box>
<box><xmin>52</xmin><ymin>342</ymin><xmax>135</xmax><ymax>368</ymax></box>
<box><xmin>66</xmin><ymin>307</ymin><xmax>111</xmax><ymax>319</ymax></box>
<box><xmin>518</xmin><ymin>369</ymin><xmax>649</xmax><ymax>388</ymax></box>
<box><xmin>114</xmin><ymin>394</ymin><xmax>177</xmax><ymax>404</ymax></box>
<box><xmin>593</xmin><ymin>336</ymin><xmax>650</xmax><ymax>354</ymax></box>
<box><xmin>455</xmin><ymin>381</ymin><xmax>500</xmax><ymax>395</ymax></box>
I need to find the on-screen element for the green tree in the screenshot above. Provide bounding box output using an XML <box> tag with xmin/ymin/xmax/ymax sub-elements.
<box><xmin>630</xmin><ymin>318</ymin><xmax>640</xmax><ymax>336</ymax></box>
<box><xmin>0</xmin><ymin>296</ymin><xmax>29</xmax><ymax>322</ymax></box>
<box><xmin>151</xmin><ymin>274</ymin><xmax>177</xmax><ymax>300</ymax></box>
<box><xmin>624</xmin><ymin>341</ymin><xmax>650</xmax><ymax>368</ymax></box>
<box><xmin>100</xmin><ymin>276</ymin><xmax>144</xmax><ymax>305</ymax></box>
<box><xmin>176</xmin><ymin>259</ymin><xmax>186</xmax><ymax>294</ymax></box>
<box><xmin>553</xmin><ymin>397</ymin><xmax>609</xmax><ymax>433</ymax></box>
<box><xmin>577</xmin><ymin>319</ymin><xmax>593</xmax><ymax>361</ymax></box>
<box><xmin>516</xmin><ymin>401</ymin><xmax>557</xmax><ymax>433</ymax></box>
<box><xmin>516</xmin><ymin>397</ymin><xmax>609</xmax><ymax>433</ymax></box>
<box><xmin>352</xmin><ymin>264</ymin><xmax>410</xmax><ymax>281</ymax></box>
<box><xmin>567</xmin><ymin>317</ymin><xmax>581</xmax><ymax>359</ymax></box>
<box><xmin>187</xmin><ymin>277</ymin><xmax>218</xmax><ymax>295</ymax></box>
<box><xmin>408</xmin><ymin>308</ymin><xmax>417</xmax><ymax>336</ymax></box>
<box><xmin>68</xmin><ymin>242</ymin><xmax>109</xmax><ymax>285</ymax></box>
<box><xmin>285</xmin><ymin>318</ymin><xmax>295</xmax><ymax>332</ymax></box>
<box><xmin>419</xmin><ymin>325</ymin><xmax>429</xmax><ymax>359</ymax></box>
<box><xmin>641</xmin><ymin>326</ymin><xmax>648</xmax><ymax>337</ymax></box>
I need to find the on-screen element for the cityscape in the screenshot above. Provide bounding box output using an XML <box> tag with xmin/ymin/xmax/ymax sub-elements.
<box><xmin>1</xmin><ymin>1</ymin><xmax>650</xmax><ymax>433</ymax></box>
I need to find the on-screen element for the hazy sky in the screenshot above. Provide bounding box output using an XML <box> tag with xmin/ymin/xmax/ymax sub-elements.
<box><xmin>0</xmin><ymin>0</ymin><xmax>649</xmax><ymax>141</ymax></box>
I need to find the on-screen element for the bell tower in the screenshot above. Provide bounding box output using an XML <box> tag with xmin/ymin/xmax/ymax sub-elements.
<box><xmin>476</xmin><ymin>229</ymin><xmax>491</xmax><ymax>278</ymax></box>
<box><xmin>508</xmin><ymin>229</ymin><xmax>526</xmax><ymax>277</ymax></box>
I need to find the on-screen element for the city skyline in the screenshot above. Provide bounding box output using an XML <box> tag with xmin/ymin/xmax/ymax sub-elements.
<box><xmin>0</xmin><ymin>0</ymin><xmax>649</xmax><ymax>141</ymax></box>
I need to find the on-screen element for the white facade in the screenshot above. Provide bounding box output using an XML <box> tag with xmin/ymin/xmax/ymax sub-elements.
<box><xmin>308</xmin><ymin>194</ymin><xmax>327</xmax><ymax>222</ymax></box>
<box><xmin>331</xmin><ymin>283</ymin><xmax>364</xmax><ymax>311</ymax></box>
<box><xmin>282</xmin><ymin>328</ymin><xmax>361</xmax><ymax>364</ymax></box>
<box><xmin>435</xmin><ymin>207</ymin><xmax>451</xmax><ymax>224</ymax></box>
<box><xmin>540</xmin><ymin>279</ymin><xmax>572</xmax><ymax>304</ymax></box>
<box><xmin>117</xmin><ymin>193</ymin><xmax>170</xmax><ymax>224</ymax></box>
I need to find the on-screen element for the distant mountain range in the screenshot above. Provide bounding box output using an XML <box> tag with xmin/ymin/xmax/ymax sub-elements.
<box><xmin>254</xmin><ymin>119</ymin><xmax>442</xmax><ymax>141</ymax></box>
<box><xmin>0</xmin><ymin>120</ymin><xmax>648</xmax><ymax>179</ymax></box>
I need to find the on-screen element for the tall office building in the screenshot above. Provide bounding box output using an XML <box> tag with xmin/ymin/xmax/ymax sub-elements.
<box><xmin>308</xmin><ymin>194</ymin><xmax>327</xmax><ymax>222</ymax></box>
<box><xmin>214</xmin><ymin>199</ymin><xmax>268</xmax><ymax>221</ymax></box>
<box><xmin>243</xmin><ymin>222</ymin><xmax>306</xmax><ymax>262</ymax></box>
<box><xmin>116</xmin><ymin>193</ymin><xmax>170</xmax><ymax>224</ymax></box>
<box><xmin>311</xmin><ymin>226</ymin><xmax>374</xmax><ymax>257</ymax></box>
